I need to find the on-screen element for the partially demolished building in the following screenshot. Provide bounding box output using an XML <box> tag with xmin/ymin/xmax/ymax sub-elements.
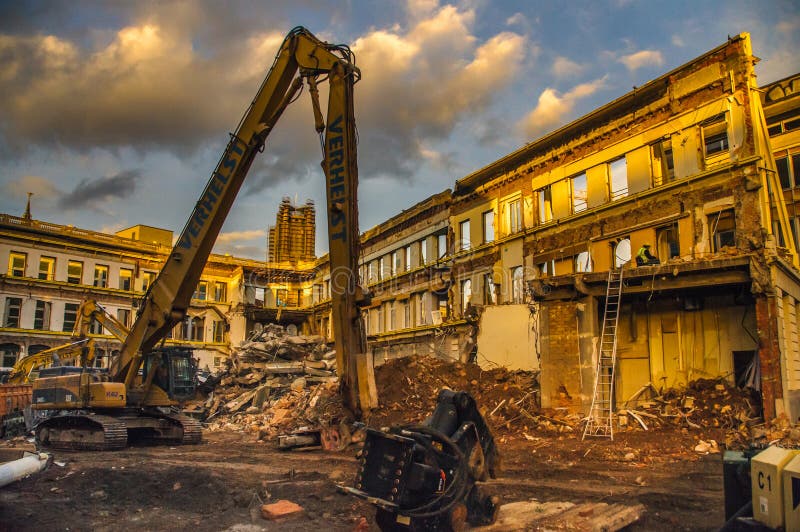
<box><xmin>2</xmin><ymin>33</ymin><xmax>799</xmax><ymax>421</ymax></box>
<box><xmin>450</xmin><ymin>33</ymin><xmax>800</xmax><ymax>420</ymax></box>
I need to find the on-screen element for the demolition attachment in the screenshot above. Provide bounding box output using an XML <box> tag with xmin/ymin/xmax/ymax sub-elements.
<box><xmin>343</xmin><ymin>390</ymin><xmax>500</xmax><ymax>531</ymax></box>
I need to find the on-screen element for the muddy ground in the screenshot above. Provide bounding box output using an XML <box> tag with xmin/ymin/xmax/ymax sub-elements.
<box><xmin>0</xmin><ymin>425</ymin><xmax>726</xmax><ymax>531</ymax></box>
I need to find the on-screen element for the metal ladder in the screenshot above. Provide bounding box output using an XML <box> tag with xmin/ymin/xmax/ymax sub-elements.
<box><xmin>583</xmin><ymin>266</ymin><xmax>624</xmax><ymax>440</ymax></box>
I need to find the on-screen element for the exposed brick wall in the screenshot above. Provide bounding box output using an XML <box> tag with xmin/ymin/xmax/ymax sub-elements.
<box><xmin>540</xmin><ymin>300</ymin><xmax>582</xmax><ymax>409</ymax></box>
<box><xmin>756</xmin><ymin>295</ymin><xmax>783</xmax><ymax>419</ymax></box>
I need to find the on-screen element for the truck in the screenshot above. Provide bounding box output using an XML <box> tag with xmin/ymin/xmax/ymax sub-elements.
<box><xmin>31</xmin><ymin>26</ymin><xmax>376</xmax><ymax>450</ymax></box>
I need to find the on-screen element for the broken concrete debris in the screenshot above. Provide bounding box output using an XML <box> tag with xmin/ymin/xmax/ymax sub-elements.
<box><xmin>260</xmin><ymin>499</ymin><xmax>304</xmax><ymax>520</ymax></box>
<box><xmin>191</xmin><ymin>328</ymin><xmax>788</xmax><ymax>458</ymax></box>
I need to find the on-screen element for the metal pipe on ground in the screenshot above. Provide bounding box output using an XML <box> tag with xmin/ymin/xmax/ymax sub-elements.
<box><xmin>0</xmin><ymin>452</ymin><xmax>50</xmax><ymax>488</ymax></box>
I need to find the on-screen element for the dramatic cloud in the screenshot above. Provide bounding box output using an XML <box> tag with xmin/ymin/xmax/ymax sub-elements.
<box><xmin>58</xmin><ymin>170</ymin><xmax>141</xmax><ymax>209</ymax></box>
<box><xmin>551</xmin><ymin>56</ymin><xmax>584</xmax><ymax>79</ymax></box>
<box><xmin>4</xmin><ymin>175</ymin><xmax>62</xmax><ymax>201</ymax></box>
<box><xmin>213</xmin><ymin>229</ymin><xmax>267</xmax><ymax>258</ymax></box>
<box><xmin>518</xmin><ymin>77</ymin><xmax>607</xmax><ymax>139</ymax></box>
<box><xmin>0</xmin><ymin>3</ymin><xmax>526</xmax><ymax>189</ymax></box>
<box><xmin>217</xmin><ymin>229</ymin><xmax>266</xmax><ymax>243</ymax></box>
<box><xmin>618</xmin><ymin>50</ymin><xmax>664</xmax><ymax>71</ymax></box>
<box><xmin>352</xmin><ymin>5</ymin><xmax>527</xmax><ymax>179</ymax></box>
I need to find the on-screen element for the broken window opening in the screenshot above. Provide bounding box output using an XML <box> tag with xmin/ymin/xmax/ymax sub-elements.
<box><xmin>483</xmin><ymin>210</ymin><xmax>495</xmax><ymax>243</ymax></box>
<box><xmin>776</xmin><ymin>154</ymin><xmax>800</xmax><ymax>190</ymax></box>
<box><xmin>511</xmin><ymin>266</ymin><xmax>524</xmax><ymax>304</ymax></box>
<box><xmin>460</xmin><ymin>279</ymin><xmax>472</xmax><ymax>314</ymax></box>
<box><xmin>652</xmin><ymin>140</ymin><xmax>675</xmax><ymax>186</ymax></box>
<box><xmin>614</xmin><ymin>238</ymin><xmax>631</xmax><ymax>268</ymax></box>
<box><xmin>609</xmin><ymin>158</ymin><xmax>628</xmax><ymax>200</ymax></box>
<box><xmin>484</xmin><ymin>273</ymin><xmax>497</xmax><ymax>305</ymax></box>
<box><xmin>537</xmin><ymin>186</ymin><xmax>553</xmax><ymax>224</ymax></box>
<box><xmin>702</xmin><ymin>113</ymin><xmax>729</xmax><ymax>159</ymax></box>
<box><xmin>391</xmin><ymin>250</ymin><xmax>399</xmax><ymax>276</ymax></box>
<box><xmin>420</xmin><ymin>239</ymin><xmax>427</xmax><ymax>265</ymax></box>
<box><xmin>507</xmin><ymin>199</ymin><xmax>522</xmax><ymax>233</ymax></box>
<box><xmin>656</xmin><ymin>223</ymin><xmax>680</xmax><ymax>260</ymax></box>
<box><xmin>575</xmin><ymin>251</ymin><xmax>592</xmax><ymax>273</ymax></box>
<box><xmin>405</xmin><ymin>245</ymin><xmax>412</xmax><ymax>271</ymax></box>
<box><xmin>710</xmin><ymin>209</ymin><xmax>736</xmax><ymax>252</ymax></box>
<box><xmin>437</xmin><ymin>233</ymin><xmax>448</xmax><ymax>259</ymax></box>
<box><xmin>571</xmin><ymin>173</ymin><xmax>588</xmax><ymax>213</ymax></box>
<box><xmin>459</xmin><ymin>220</ymin><xmax>471</xmax><ymax>251</ymax></box>
<box><xmin>214</xmin><ymin>281</ymin><xmax>227</xmax><ymax>302</ymax></box>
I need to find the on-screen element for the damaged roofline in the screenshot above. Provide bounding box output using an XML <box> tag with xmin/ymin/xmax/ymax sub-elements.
<box><xmin>455</xmin><ymin>33</ymin><xmax>752</xmax><ymax>194</ymax></box>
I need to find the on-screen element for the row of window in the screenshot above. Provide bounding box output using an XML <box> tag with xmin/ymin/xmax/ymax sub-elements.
<box><xmin>8</xmin><ymin>251</ymin><xmax>228</xmax><ymax>303</ymax></box>
<box><xmin>459</xmin><ymin>266</ymin><xmax>525</xmax><ymax>311</ymax></box>
<box><xmin>7</xmin><ymin>252</ymin><xmax>153</xmax><ymax>291</ymax></box>
<box><xmin>192</xmin><ymin>280</ymin><xmax>227</xmax><ymax>302</ymax></box>
<box><xmin>2</xmin><ymin>296</ymin><xmax>226</xmax><ymax>343</ymax></box>
<box><xmin>2</xmin><ymin>298</ymin><xmax>129</xmax><ymax>332</ymax></box>
<box><xmin>365</xmin><ymin>291</ymin><xmax>448</xmax><ymax>334</ymax></box>
<box><xmin>165</xmin><ymin>317</ymin><xmax>226</xmax><ymax>343</ymax></box>
<box><xmin>535</xmin><ymin>114</ymin><xmax>729</xmax><ymax>224</ymax></box>
<box><xmin>456</xmin><ymin>199</ymin><xmax>523</xmax><ymax>252</ymax></box>
<box><xmin>531</xmin><ymin>209</ymin><xmax>736</xmax><ymax>278</ymax></box>
<box><xmin>363</xmin><ymin>233</ymin><xmax>448</xmax><ymax>284</ymax></box>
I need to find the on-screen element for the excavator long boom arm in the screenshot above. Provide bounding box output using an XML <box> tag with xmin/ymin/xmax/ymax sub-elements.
<box><xmin>110</xmin><ymin>27</ymin><xmax>373</xmax><ymax>414</ymax></box>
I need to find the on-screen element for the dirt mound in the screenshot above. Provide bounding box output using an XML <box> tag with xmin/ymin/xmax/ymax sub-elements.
<box><xmin>367</xmin><ymin>355</ymin><xmax>538</xmax><ymax>431</ymax></box>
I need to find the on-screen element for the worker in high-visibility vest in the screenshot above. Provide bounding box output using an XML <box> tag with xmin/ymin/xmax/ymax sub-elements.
<box><xmin>636</xmin><ymin>244</ymin><xmax>660</xmax><ymax>266</ymax></box>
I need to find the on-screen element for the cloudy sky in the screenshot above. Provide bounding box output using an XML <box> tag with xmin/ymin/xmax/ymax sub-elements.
<box><xmin>1</xmin><ymin>0</ymin><xmax>798</xmax><ymax>259</ymax></box>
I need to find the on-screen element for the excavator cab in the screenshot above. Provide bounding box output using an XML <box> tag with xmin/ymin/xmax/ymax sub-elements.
<box><xmin>142</xmin><ymin>348</ymin><xmax>197</xmax><ymax>402</ymax></box>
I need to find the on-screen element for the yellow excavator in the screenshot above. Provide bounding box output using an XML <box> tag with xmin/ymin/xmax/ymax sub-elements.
<box><xmin>0</xmin><ymin>300</ymin><xmax>128</xmax><ymax>437</ymax></box>
<box><xmin>32</xmin><ymin>27</ymin><xmax>375</xmax><ymax>450</ymax></box>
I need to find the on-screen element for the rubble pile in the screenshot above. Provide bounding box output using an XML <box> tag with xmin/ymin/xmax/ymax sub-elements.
<box><xmin>191</xmin><ymin>324</ymin><xmax>348</xmax><ymax>439</ymax></box>
<box><xmin>197</xmin><ymin>347</ymin><xmax>541</xmax><ymax>441</ymax></box>
<box><xmin>369</xmin><ymin>355</ymin><xmax>540</xmax><ymax>435</ymax></box>
<box><xmin>616</xmin><ymin>378</ymin><xmax>761</xmax><ymax>436</ymax></box>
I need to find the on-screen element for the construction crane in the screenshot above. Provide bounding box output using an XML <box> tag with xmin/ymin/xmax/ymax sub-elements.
<box><xmin>32</xmin><ymin>27</ymin><xmax>375</xmax><ymax>450</ymax></box>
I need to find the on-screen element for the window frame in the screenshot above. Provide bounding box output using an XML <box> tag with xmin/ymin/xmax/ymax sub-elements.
<box><xmin>33</xmin><ymin>300</ymin><xmax>51</xmax><ymax>330</ymax></box>
<box><xmin>460</xmin><ymin>279</ymin><xmax>472</xmax><ymax>313</ymax></box>
<box><xmin>459</xmin><ymin>220</ymin><xmax>471</xmax><ymax>251</ymax></box>
<box><xmin>38</xmin><ymin>256</ymin><xmax>55</xmax><ymax>281</ymax></box>
<box><xmin>4</xmin><ymin>297</ymin><xmax>23</xmax><ymax>328</ymax></box>
<box><xmin>93</xmin><ymin>264</ymin><xmax>109</xmax><ymax>288</ymax></box>
<box><xmin>62</xmin><ymin>302</ymin><xmax>79</xmax><ymax>333</ymax></box>
<box><xmin>8</xmin><ymin>252</ymin><xmax>27</xmax><ymax>277</ymax></box>
<box><xmin>511</xmin><ymin>267</ymin><xmax>524</xmax><ymax>304</ymax></box>
<box><xmin>570</xmin><ymin>173</ymin><xmax>588</xmax><ymax>214</ymax></box>
<box><xmin>67</xmin><ymin>260</ymin><xmax>83</xmax><ymax>284</ymax></box>
<box><xmin>537</xmin><ymin>186</ymin><xmax>553</xmax><ymax>224</ymax></box>
<box><xmin>119</xmin><ymin>268</ymin><xmax>133</xmax><ymax>291</ymax></box>
<box><xmin>710</xmin><ymin>209</ymin><xmax>736</xmax><ymax>252</ymax></box>
<box><xmin>482</xmin><ymin>210</ymin><xmax>495</xmax><ymax>243</ymax></box>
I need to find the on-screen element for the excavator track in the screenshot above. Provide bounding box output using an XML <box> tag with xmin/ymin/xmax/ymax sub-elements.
<box><xmin>174</xmin><ymin>413</ymin><xmax>203</xmax><ymax>444</ymax></box>
<box><xmin>35</xmin><ymin>414</ymin><xmax>128</xmax><ymax>451</ymax></box>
